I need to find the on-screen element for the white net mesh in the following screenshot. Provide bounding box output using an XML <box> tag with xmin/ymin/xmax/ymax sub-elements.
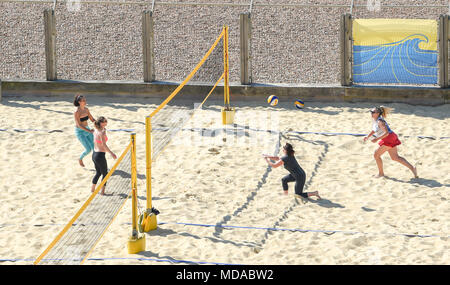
<box><xmin>38</xmin><ymin>148</ymin><xmax>132</xmax><ymax>265</ymax></box>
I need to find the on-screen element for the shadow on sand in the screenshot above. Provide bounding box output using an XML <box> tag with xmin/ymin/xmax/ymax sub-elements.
<box><xmin>384</xmin><ymin>176</ymin><xmax>450</xmax><ymax>188</ymax></box>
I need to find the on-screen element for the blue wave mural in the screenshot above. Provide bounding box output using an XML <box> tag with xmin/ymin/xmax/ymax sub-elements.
<box><xmin>353</xmin><ymin>34</ymin><xmax>438</xmax><ymax>84</ymax></box>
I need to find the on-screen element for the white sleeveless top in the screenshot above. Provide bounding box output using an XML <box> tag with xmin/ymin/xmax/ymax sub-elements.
<box><xmin>372</xmin><ymin>117</ymin><xmax>393</xmax><ymax>138</ymax></box>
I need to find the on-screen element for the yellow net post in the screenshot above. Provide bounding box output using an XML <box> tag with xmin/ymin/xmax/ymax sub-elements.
<box><xmin>141</xmin><ymin>29</ymin><xmax>227</xmax><ymax>232</ymax></box>
<box><xmin>222</xmin><ymin>25</ymin><xmax>235</xmax><ymax>125</ymax></box>
<box><xmin>131</xmin><ymin>133</ymin><xmax>138</xmax><ymax>231</ymax></box>
<box><xmin>145</xmin><ymin>116</ymin><xmax>152</xmax><ymax>211</ymax></box>
<box><xmin>142</xmin><ymin>116</ymin><xmax>158</xmax><ymax>232</ymax></box>
<box><xmin>128</xmin><ymin>133</ymin><xmax>145</xmax><ymax>253</ymax></box>
<box><xmin>224</xmin><ymin>25</ymin><xmax>230</xmax><ymax>107</ymax></box>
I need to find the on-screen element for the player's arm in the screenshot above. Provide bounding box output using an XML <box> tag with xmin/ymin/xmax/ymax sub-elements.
<box><xmin>262</xmin><ymin>154</ymin><xmax>280</xmax><ymax>160</ymax></box>
<box><xmin>265</xmin><ymin>157</ymin><xmax>284</xmax><ymax>168</ymax></box>
<box><xmin>87</xmin><ymin>108</ymin><xmax>96</xmax><ymax>122</ymax></box>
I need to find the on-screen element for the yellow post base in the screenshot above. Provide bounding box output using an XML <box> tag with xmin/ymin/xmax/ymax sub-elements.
<box><xmin>143</xmin><ymin>214</ymin><xmax>158</xmax><ymax>232</ymax></box>
<box><xmin>127</xmin><ymin>235</ymin><xmax>146</xmax><ymax>254</ymax></box>
<box><xmin>222</xmin><ymin>107</ymin><xmax>235</xmax><ymax>125</ymax></box>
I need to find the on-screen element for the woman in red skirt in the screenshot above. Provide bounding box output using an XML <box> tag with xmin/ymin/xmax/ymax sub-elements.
<box><xmin>364</xmin><ymin>106</ymin><xmax>418</xmax><ymax>178</ymax></box>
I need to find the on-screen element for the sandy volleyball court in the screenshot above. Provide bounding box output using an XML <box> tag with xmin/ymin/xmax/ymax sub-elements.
<box><xmin>0</xmin><ymin>94</ymin><xmax>448</xmax><ymax>265</ymax></box>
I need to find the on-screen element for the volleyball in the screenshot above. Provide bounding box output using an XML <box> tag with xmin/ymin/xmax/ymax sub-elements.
<box><xmin>267</xmin><ymin>95</ymin><xmax>278</xmax><ymax>106</ymax></box>
<box><xmin>295</xmin><ymin>99</ymin><xmax>305</xmax><ymax>109</ymax></box>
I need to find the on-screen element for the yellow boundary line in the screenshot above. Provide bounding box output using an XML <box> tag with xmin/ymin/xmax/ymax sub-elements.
<box><xmin>34</xmin><ymin>141</ymin><xmax>133</xmax><ymax>265</ymax></box>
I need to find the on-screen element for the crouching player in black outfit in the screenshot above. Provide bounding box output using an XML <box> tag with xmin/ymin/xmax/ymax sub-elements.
<box><xmin>264</xmin><ymin>143</ymin><xmax>321</xmax><ymax>200</ymax></box>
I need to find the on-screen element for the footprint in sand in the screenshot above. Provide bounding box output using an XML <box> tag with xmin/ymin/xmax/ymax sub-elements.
<box><xmin>208</xmin><ymin>148</ymin><xmax>220</xmax><ymax>155</ymax></box>
<box><xmin>361</xmin><ymin>207</ymin><xmax>376</xmax><ymax>212</ymax></box>
<box><xmin>217</xmin><ymin>161</ymin><xmax>228</xmax><ymax>167</ymax></box>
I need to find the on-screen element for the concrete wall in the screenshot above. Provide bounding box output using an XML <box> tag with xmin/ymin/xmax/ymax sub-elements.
<box><xmin>2</xmin><ymin>80</ymin><xmax>448</xmax><ymax>106</ymax></box>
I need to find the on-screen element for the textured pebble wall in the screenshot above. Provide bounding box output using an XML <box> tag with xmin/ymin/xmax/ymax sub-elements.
<box><xmin>0</xmin><ymin>1</ymin><xmax>448</xmax><ymax>83</ymax></box>
<box><xmin>0</xmin><ymin>3</ymin><xmax>51</xmax><ymax>80</ymax></box>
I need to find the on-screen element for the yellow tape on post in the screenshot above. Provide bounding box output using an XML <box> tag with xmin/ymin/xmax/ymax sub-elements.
<box><xmin>131</xmin><ymin>133</ymin><xmax>138</xmax><ymax>232</ymax></box>
<box><xmin>222</xmin><ymin>25</ymin><xmax>235</xmax><ymax>125</ymax></box>
<box><xmin>144</xmin><ymin>115</ymin><xmax>157</xmax><ymax>232</ymax></box>
<box><xmin>145</xmin><ymin>116</ymin><xmax>152</xmax><ymax>210</ymax></box>
<box><xmin>127</xmin><ymin>133</ymin><xmax>145</xmax><ymax>254</ymax></box>
<box><xmin>223</xmin><ymin>26</ymin><xmax>229</xmax><ymax>107</ymax></box>
<box><xmin>225</xmin><ymin>26</ymin><xmax>230</xmax><ymax>107</ymax></box>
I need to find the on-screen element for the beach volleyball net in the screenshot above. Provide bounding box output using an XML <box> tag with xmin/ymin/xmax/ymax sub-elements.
<box><xmin>34</xmin><ymin>26</ymin><xmax>231</xmax><ymax>263</ymax></box>
<box><xmin>34</xmin><ymin>134</ymin><xmax>140</xmax><ymax>265</ymax></box>
<box><xmin>142</xmin><ymin>26</ymin><xmax>231</xmax><ymax>228</ymax></box>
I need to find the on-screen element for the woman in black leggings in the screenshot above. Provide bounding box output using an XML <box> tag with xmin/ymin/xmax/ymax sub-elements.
<box><xmin>91</xmin><ymin>117</ymin><xmax>116</xmax><ymax>195</ymax></box>
<box><xmin>264</xmin><ymin>143</ymin><xmax>321</xmax><ymax>200</ymax></box>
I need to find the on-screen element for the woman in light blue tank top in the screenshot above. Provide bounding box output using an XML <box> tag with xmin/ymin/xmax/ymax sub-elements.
<box><xmin>364</xmin><ymin>106</ymin><xmax>418</xmax><ymax>179</ymax></box>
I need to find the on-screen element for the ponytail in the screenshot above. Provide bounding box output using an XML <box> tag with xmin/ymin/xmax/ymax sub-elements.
<box><xmin>378</xmin><ymin>106</ymin><xmax>392</xmax><ymax>118</ymax></box>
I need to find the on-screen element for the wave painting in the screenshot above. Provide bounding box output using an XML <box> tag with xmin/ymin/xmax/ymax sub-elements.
<box><xmin>353</xmin><ymin>34</ymin><xmax>438</xmax><ymax>84</ymax></box>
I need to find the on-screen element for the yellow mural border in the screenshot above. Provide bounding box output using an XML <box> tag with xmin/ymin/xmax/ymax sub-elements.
<box><xmin>353</xmin><ymin>19</ymin><xmax>437</xmax><ymax>51</ymax></box>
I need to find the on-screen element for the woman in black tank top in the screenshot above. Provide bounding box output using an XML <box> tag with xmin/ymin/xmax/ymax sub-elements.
<box><xmin>264</xmin><ymin>143</ymin><xmax>321</xmax><ymax>200</ymax></box>
<box><xmin>74</xmin><ymin>94</ymin><xmax>96</xmax><ymax>167</ymax></box>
